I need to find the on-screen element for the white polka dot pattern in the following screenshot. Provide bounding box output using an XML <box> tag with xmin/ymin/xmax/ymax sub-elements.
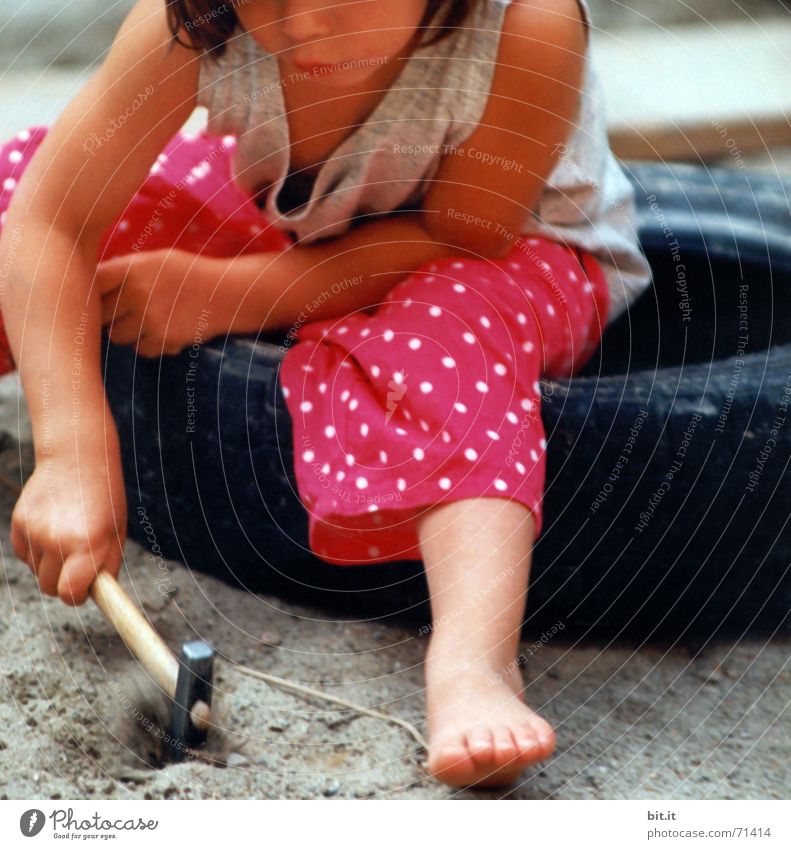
<box><xmin>278</xmin><ymin>241</ymin><xmax>609</xmax><ymax>564</ymax></box>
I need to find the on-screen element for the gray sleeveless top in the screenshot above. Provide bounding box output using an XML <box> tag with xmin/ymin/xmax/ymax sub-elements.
<box><xmin>197</xmin><ymin>0</ymin><xmax>653</xmax><ymax>326</ymax></box>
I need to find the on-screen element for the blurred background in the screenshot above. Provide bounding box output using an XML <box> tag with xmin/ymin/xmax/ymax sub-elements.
<box><xmin>0</xmin><ymin>0</ymin><xmax>789</xmax><ymax>170</ymax></box>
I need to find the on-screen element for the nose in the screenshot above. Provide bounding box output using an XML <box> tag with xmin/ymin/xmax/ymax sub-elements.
<box><xmin>281</xmin><ymin>2</ymin><xmax>332</xmax><ymax>47</ymax></box>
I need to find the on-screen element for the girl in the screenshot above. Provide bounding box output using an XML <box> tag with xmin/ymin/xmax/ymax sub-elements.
<box><xmin>0</xmin><ymin>0</ymin><xmax>652</xmax><ymax>789</ymax></box>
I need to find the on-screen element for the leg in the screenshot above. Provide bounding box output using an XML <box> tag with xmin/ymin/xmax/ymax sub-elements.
<box><xmin>415</xmin><ymin>497</ymin><xmax>556</xmax><ymax>789</ymax></box>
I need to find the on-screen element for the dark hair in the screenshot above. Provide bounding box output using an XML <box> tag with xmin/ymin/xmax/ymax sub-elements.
<box><xmin>166</xmin><ymin>0</ymin><xmax>478</xmax><ymax>57</ymax></box>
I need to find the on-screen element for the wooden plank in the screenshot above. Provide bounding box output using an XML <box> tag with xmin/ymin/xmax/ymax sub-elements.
<box><xmin>592</xmin><ymin>18</ymin><xmax>791</xmax><ymax>161</ymax></box>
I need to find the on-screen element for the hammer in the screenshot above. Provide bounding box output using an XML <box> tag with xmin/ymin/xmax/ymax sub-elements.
<box><xmin>90</xmin><ymin>570</ymin><xmax>215</xmax><ymax>763</ymax></box>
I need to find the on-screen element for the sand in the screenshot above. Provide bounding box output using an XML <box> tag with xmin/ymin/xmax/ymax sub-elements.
<box><xmin>0</xmin><ymin>394</ymin><xmax>789</xmax><ymax>799</ymax></box>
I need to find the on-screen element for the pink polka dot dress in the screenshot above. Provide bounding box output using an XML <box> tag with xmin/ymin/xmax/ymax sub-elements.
<box><xmin>279</xmin><ymin>238</ymin><xmax>611</xmax><ymax>566</ymax></box>
<box><xmin>0</xmin><ymin>127</ymin><xmax>611</xmax><ymax>567</ymax></box>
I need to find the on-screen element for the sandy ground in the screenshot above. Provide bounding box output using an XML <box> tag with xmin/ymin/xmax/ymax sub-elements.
<box><xmin>1</xmin><ymin>228</ymin><xmax>790</xmax><ymax>793</ymax></box>
<box><xmin>2</xmin><ymin>2</ymin><xmax>791</xmax><ymax>802</ymax></box>
<box><xmin>1</xmin><ymin>376</ymin><xmax>790</xmax><ymax>801</ymax></box>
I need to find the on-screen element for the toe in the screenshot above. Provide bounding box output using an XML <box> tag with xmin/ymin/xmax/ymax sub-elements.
<box><xmin>512</xmin><ymin>722</ymin><xmax>542</xmax><ymax>759</ymax></box>
<box><xmin>466</xmin><ymin>726</ymin><xmax>496</xmax><ymax>765</ymax></box>
<box><xmin>427</xmin><ymin>731</ymin><xmax>478</xmax><ymax>785</ymax></box>
<box><xmin>530</xmin><ymin>717</ymin><xmax>557</xmax><ymax>757</ymax></box>
<box><xmin>515</xmin><ymin>718</ymin><xmax>556</xmax><ymax>763</ymax></box>
<box><xmin>491</xmin><ymin>727</ymin><xmax>519</xmax><ymax>766</ymax></box>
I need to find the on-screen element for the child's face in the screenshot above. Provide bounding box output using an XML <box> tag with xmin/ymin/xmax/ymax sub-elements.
<box><xmin>235</xmin><ymin>0</ymin><xmax>429</xmax><ymax>84</ymax></box>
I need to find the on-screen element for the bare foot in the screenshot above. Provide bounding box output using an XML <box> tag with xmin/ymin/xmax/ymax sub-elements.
<box><xmin>424</xmin><ymin>644</ymin><xmax>556</xmax><ymax>789</ymax></box>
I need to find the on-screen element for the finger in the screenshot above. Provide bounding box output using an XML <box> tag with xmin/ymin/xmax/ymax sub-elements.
<box><xmin>107</xmin><ymin>314</ymin><xmax>143</xmax><ymax>348</ymax></box>
<box><xmin>99</xmin><ymin>537</ymin><xmax>124</xmax><ymax>581</ymax></box>
<box><xmin>10</xmin><ymin>518</ymin><xmax>31</xmax><ymax>564</ymax></box>
<box><xmin>161</xmin><ymin>341</ymin><xmax>187</xmax><ymax>357</ymax></box>
<box><xmin>35</xmin><ymin>551</ymin><xmax>62</xmax><ymax>597</ymax></box>
<box><xmin>100</xmin><ymin>290</ymin><xmax>126</xmax><ymax>325</ymax></box>
<box><xmin>135</xmin><ymin>334</ymin><xmax>165</xmax><ymax>359</ymax></box>
<box><xmin>95</xmin><ymin>256</ymin><xmax>130</xmax><ymax>296</ymax></box>
<box><xmin>138</xmin><ymin>335</ymin><xmax>180</xmax><ymax>359</ymax></box>
<box><xmin>58</xmin><ymin>551</ymin><xmax>99</xmax><ymax>607</ymax></box>
<box><xmin>12</xmin><ymin>524</ymin><xmax>39</xmax><ymax>575</ymax></box>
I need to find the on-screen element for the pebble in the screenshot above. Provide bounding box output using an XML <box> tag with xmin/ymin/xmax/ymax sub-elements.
<box><xmin>322</xmin><ymin>779</ymin><xmax>341</xmax><ymax>797</ymax></box>
<box><xmin>259</xmin><ymin>631</ymin><xmax>282</xmax><ymax>647</ymax></box>
<box><xmin>324</xmin><ymin>712</ymin><xmax>356</xmax><ymax>730</ymax></box>
<box><xmin>705</xmin><ymin>668</ymin><xmax>726</xmax><ymax>685</ymax></box>
<box><xmin>269</xmin><ymin>719</ymin><xmax>292</xmax><ymax>732</ymax></box>
<box><xmin>116</xmin><ymin>769</ymin><xmax>152</xmax><ymax>783</ymax></box>
<box><xmin>226</xmin><ymin>752</ymin><xmax>248</xmax><ymax>767</ymax></box>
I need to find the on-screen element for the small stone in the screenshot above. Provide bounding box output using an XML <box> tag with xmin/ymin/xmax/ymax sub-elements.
<box><xmin>269</xmin><ymin>719</ymin><xmax>291</xmax><ymax>732</ymax></box>
<box><xmin>116</xmin><ymin>769</ymin><xmax>153</xmax><ymax>783</ymax></box>
<box><xmin>324</xmin><ymin>712</ymin><xmax>356</xmax><ymax>730</ymax></box>
<box><xmin>226</xmin><ymin>752</ymin><xmax>248</xmax><ymax>767</ymax></box>
<box><xmin>259</xmin><ymin>631</ymin><xmax>282</xmax><ymax>647</ymax></box>
<box><xmin>323</xmin><ymin>779</ymin><xmax>341</xmax><ymax>797</ymax></box>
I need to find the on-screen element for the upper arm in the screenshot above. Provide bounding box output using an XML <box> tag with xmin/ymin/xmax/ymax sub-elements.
<box><xmin>6</xmin><ymin>0</ymin><xmax>199</xmax><ymax>253</ymax></box>
<box><xmin>419</xmin><ymin>0</ymin><xmax>587</xmax><ymax>258</ymax></box>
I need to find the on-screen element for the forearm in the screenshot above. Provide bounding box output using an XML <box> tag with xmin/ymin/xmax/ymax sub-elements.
<box><xmin>211</xmin><ymin>211</ymin><xmax>479</xmax><ymax>335</ymax></box>
<box><xmin>1</xmin><ymin>221</ymin><xmax>117</xmax><ymax>461</ymax></box>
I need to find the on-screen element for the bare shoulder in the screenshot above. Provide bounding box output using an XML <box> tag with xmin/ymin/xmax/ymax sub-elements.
<box><xmin>418</xmin><ymin>0</ymin><xmax>588</xmax><ymax>258</ymax></box>
<box><xmin>9</xmin><ymin>0</ymin><xmax>200</xmax><ymax>246</ymax></box>
<box><xmin>496</xmin><ymin>0</ymin><xmax>588</xmax><ymax>82</ymax></box>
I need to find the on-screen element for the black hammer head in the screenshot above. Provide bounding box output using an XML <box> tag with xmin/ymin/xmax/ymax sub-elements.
<box><xmin>169</xmin><ymin>639</ymin><xmax>215</xmax><ymax>762</ymax></box>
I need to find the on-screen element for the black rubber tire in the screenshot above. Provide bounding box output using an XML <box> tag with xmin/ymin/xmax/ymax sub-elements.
<box><xmin>102</xmin><ymin>161</ymin><xmax>791</xmax><ymax>638</ymax></box>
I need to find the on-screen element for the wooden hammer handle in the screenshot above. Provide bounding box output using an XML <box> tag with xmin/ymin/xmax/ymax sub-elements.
<box><xmin>90</xmin><ymin>570</ymin><xmax>211</xmax><ymax>730</ymax></box>
<box><xmin>90</xmin><ymin>570</ymin><xmax>178</xmax><ymax>692</ymax></box>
